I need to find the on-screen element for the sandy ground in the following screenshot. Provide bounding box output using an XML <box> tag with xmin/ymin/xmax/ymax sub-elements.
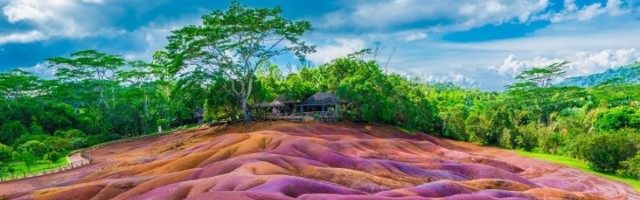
<box><xmin>0</xmin><ymin>122</ymin><xmax>636</xmax><ymax>199</ymax></box>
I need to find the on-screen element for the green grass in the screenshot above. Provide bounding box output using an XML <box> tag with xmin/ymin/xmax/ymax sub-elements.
<box><xmin>0</xmin><ymin>157</ymin><xmax>68</xmax><ymax>180</ymax></box>
<box><xmin>516</xmin><ymin>150</ymin><xmax>640</xmax><ymax>192</ymax></box>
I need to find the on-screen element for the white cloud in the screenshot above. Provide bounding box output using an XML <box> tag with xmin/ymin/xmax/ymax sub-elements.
<box><xmin>549</xmin><ymin>0</ymin><xmax>631</xmax><ymax>23</ymax></box>
<box><xmin>489</xmin><ymin>55</ymin><xmax>561</xmax><ymax>77</ymax></box>
<box><xmin>403</xmin><ymin>32</ymin><xmax>427</xmax><ymax>42</ymax></box>
<box><xmin>319</xmin><ymin>0</ymin><xmax>550</xmax><ymax>32</ymax></box>
<box><xmin>307</xmin><ymin>38</ymin><xmax>366</xmax><ymax>64</ymax></box>
<box><xmin>488</xmin><ymin>48</ymin><xmax>640</xmax><ymax>79</ymax></box>
<box><xmin>123</xmin><ymin>17</ymin><xmax>201</xmax><ymax>61</ymax></box>
<box><xmin>1</xmin><ymin>0</ymin><xmax>120</xmax><ymax>43</ymax></box>
<box><xmin>19</xmin><ymin>63</ymin><xmax>57</xmax><ymax>79</ymax></box>
<box><xmin>422</xmin><ymin>72</ymin><xmax>478</xmax><ymax>88</ymax></box>
<box><xmin>0</xmin><ymin>30</ymin><xmax>46</xmax><ymax>44</ymax></box>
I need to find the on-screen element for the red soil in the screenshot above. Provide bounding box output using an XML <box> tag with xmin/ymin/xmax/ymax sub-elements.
<box><xmin>0</xmin><ymin>121</ymin><xmax>636</xmax><ymax>200</ymax></box>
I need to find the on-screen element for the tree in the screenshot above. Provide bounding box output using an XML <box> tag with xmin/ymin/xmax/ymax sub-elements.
<box><xmin>593</xmin><ymin>106</ymin><xmax>640</xmax><ymax>130</ymax></box>
<box><xmin>0</xmin><ymin>69</ymin><xmax>42</xmax><ymax>99</ymax></box>
<box><xmin>19</xmin><ymin>151</ymin><xmax>37</xmax><ymax>173</ymax></box>
<box><xmin>18</xmin><ymin>140</ymin><xmax>48</xmax><ymax>158</ymax></box>
<box><xmin>0</xmin><ymin>120</ymin><xmax>28</xmax><ymax>145</ymax></box>
<box><xmin>47</xmin><ymin>50</ymin><xmax>126</xmax><ymax>120</ymax></box>
<box><xmin>580</xmin><ymin>129</ymin><xmax>639</xmax><ymax>172</ymax></box>
<box><xmin>514</xmin><ymin>61</ymin><xmax>569</xmax><ymax>88</ymax></box>
<box><xmin>166</xmin><ymin>1</ymin><xmax>315</xmax><ymax>121</ymax></box>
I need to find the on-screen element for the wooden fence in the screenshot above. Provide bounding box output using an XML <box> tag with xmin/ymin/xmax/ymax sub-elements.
<box><xmin>258</xmin><ymin>111</ymin><xmax>340</xmax><ymax>123</ymax></box>
<box><xmin>0</xmin><ymin>152</ymin><xmax>92</xmax><ymax>183</ymax></box>
<box><xmin>0</xmin><ymin>125</ymin><xmax>200</xmax><ymax>183</ymax></box>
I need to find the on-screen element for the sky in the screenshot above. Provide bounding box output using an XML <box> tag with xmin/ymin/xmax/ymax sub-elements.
<box><xmin>1</xmin><ymin>0</ymin><xmax>640</xmax><ymax>91</ymax></box>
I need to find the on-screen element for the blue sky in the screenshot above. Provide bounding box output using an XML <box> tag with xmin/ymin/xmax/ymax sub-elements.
<box><xmin>1</xmin><ymin>0</ymin><xmax>640</xmax><ymax>90</ymax></box>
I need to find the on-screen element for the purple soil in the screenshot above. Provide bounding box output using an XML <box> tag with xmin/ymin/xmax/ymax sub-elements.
<box><xmin>0</xmin><ymin>122</ymin><xmax>631</xmax><ymax>199</ymax></box>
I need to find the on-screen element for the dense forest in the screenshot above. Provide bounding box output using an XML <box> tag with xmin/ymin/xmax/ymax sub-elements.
<box><xmin>1</xmin><ymin>1</ymin><xmax>640</xmax><ymax>181</ymax></box>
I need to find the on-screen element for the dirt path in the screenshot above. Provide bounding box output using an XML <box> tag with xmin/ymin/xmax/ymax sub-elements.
<box><xmin>0</xmin><ymin>122</ymin><xmax>637</xmax><ymax>199</ymax></box>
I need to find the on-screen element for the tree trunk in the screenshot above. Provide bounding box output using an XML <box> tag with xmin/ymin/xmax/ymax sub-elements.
<box><xmin>242</xmin><ymin>98</ymin><xmax>253</xmax><ymax>121</ymax></box>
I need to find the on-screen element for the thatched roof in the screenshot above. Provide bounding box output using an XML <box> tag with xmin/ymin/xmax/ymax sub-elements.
<box><xmin>299</xmin><ymin>92</ymin><xmax>341</xmax><ymax>106</ymax></box>
<box><xmin>268</xmin><ymin>98</ymin><xmax>286</xmax><ymax>107</ymax></box>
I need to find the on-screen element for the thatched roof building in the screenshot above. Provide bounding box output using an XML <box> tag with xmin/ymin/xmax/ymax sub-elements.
<box><xmin>268</xmin><ymin>98</ymin><xmax>286</xmax><ymax>108</ymax></box>
<box><xmin>298</xmin><ymin>92</ymin><xmax>341</xmax><ymax>106</ymax></box>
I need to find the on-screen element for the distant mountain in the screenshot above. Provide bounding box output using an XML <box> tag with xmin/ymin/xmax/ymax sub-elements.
<box><xmin>558</xmin><ymin>62</ymin><xmax>640</xmax><ymax>87</ymax></box>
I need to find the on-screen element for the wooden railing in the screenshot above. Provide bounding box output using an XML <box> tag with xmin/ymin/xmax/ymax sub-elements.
<box><xmin>0</xmin><ymin>152</ymin><xmax>92</xmax><ymax>182</ymax></box>
<box><xmin>257</xmin><ymin>111</ymin><xmax>341</xmax><ymax>123</ymax></box>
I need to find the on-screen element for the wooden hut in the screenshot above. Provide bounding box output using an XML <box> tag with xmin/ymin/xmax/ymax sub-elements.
<box><xmin>297</xmin><ymin>92</ymin><xmax>342</xmax><ymax>123</ymax></box>
<box><xmin>297</xmin><ymin>92</ymin><xmax>342</xmax><ymax>113</ymax></box>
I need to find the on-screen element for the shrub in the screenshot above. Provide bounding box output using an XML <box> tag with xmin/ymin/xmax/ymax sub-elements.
<box><xmin>0</xmin><ymin>143</ymin><xmax>13</xmax><ymax>162</ymax></box>
<box><xmin>619</xmin><ymin>152</ymin><xmax>640</xmax><ymax>180</ymax></box>
<box><xmin>18</xmin><ymin>140</ymin><xmax>48</xmax><ymax>158</ymax></box>
<box><xmin>47</xmin><ymin>137</ymin><xmax>72</xmax><ymax>152</ymax></box>
<box><xmin>514</xmin><ymin>124</ymin><xmax>539</xmax><ymax>151</ymax></box>
<box><xmin>156</xmin><ymin>119</ymin><xmax>169</xmax><ymax>129</ymax></box>
<box><xmin>44</xmin><ymin>151</ymin><xmax>62</xmax><ymax>163</ymax></box>
<box><xmin>13</xmin><ymin>134</ymin><xmax>51</xmax><ymax>148</ymax></box>
<box><xmin>580</xmin><ymin>129</ymin><xmax>639</xmax><ymax>172</ymax></box>
<box><xmin>71</xmin><ymin>138</ymin><xmax>87</xmax><ymax>149</ymax></box>
<box><xmin>593</xmin><ymin>106</ymin><xmax>640</xmax><ymax>130</ymax></box>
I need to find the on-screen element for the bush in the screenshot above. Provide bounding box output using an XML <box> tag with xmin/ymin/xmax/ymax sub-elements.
<box><xmin>580</xmin><ymin>129</ymin><xmax>639</xmax><ymax>172</ymax></box>
<box><xmin>18</xmin><ymin>140</ymin><xmax>48</xmax><ymax>158</ymax></box>
<box><xmin>0</xmin><ymin>143</ymin><xmax>13</xmax><ymax>162</ymax></box>
<box><xmin>514</xmin><ymin>124</ymin><xmax>539</xmax><ymax>151</ymax></box>
<box><xmin>156</xmin><ymin>119</ymin><xmax>169</xmax><ymax>129</ymax></box>
<box><xmin>619</xmin><ymin>152</ymin><xmax>640</xmax><ymax>180</ymax></box>
<box><xmin>593</xmin><ymin>106</ymin><xmax>640</xmax><ymax>130</ymax></box>
<box><xmin>13</xmin><ymin>134</ymin><xmax>51</xmax><ymax>148</ymax></box>
<box><xmin>71</xmin><ymin>138</ymin><xmax>88</xmax><ymax>149</ymax></box>
<box><xmin>44</xmin><ymin>151</ymin><xmax>62</xmax><ymax>163</ymax></box>
<box><xmin>47</xmin><ymin>137</ymin><xmax>72</xmax><ymax>152</ymax></box>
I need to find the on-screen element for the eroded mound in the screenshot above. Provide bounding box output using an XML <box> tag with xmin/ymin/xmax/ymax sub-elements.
<box><xmin>18</xmin><ymin>123</ymin><xmax>604</xmax><ymax>200</ymax></box>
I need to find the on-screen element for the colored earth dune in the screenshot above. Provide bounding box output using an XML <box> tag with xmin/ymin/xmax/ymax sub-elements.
<box><xmin>2</xmin><ymin>122</ymin><xmax>637</xmax><ymax>199</ymax></box>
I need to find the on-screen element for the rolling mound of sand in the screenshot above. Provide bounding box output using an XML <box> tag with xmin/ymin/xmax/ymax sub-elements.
<box><xmin>2</xmin><ymin>122</ymin><xmax>636</xmax><ymax>199</ymax></box>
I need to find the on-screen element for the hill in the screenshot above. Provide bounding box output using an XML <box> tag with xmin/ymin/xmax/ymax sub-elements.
<box><xmin>559</xmin><ymin>62</ymin><xmax>640</xmax><ymax>87</ymax></box>
<box><xmin>1</xmin><ymin>122</ymin><xmax>636</xmax><ymax>199</ymax></box>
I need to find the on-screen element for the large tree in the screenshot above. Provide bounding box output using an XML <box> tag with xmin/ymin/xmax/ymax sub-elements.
<box><xmin>47</xmin><ymin>50</ymin><xmax>126</xmax><ymax>114</ymax></box>
<box><xmin>165</xmin><ymin>1</ymin><xmax>315</xmax><ymax>121</ymax></box>
<box><xmin>514</xmin><ymin>61</ymin><xmax>569</xmax><ymax>89</ymax></box>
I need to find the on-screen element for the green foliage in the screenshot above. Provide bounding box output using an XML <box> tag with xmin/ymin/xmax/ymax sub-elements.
<box><xmin>514</xmin><ymin>61</ymin><xmax>569</xmax><ymax>88</ymax></box>
<box><xmin>44</xmin><ymin>151</ymin><xmax>62</xmax><ymax>163</ymax></box>
<box><xmin>464</xmin><ymin>102</ymin><xmax>509</xmax><ymax>145</ymax></box>
<box><xmin>29</xmin><ymin>123</ymin><xmax>44</xmax><ymax>135</ymax></box>
<box><xmin>580</xmin><ymin>129</ymin><xmax>639</xmax><ymax>172</ymax></box>
<box><xmin>166</xmin><ymin>0</ymin><xmax>315</xmax><ymax>121</ymax></box>
<box><xmin>593</xmin><ymin>106</ymin><xmax>640</xmax><ymax>130</ymax></box>
<box><xmin>18</xmin><ymin>140</ymin><xmax>48</xmax><ymax>158</ymax></box>
<box><xmin>156</xmin><ymin>119</ymin><xmax>169</xmax><ymax>128</ymax></box>
<box><xmin>0</xmin><ymin>121</ymin><xmax>28</xmax><ymax>145</ymax></box>
<box><xmin>0</xmin><ymin>143</ymin><xmax>13</xmax><ymax>162</ymax></box>
<box><xmin>18</xmin><ymin>151</ymin><xmax>37</xmax><ymax>172</ymax></box>
<box><xmin>619</xmin><ymin>152</ymin><xmax>640</xmax><ymax>180</ymax></box>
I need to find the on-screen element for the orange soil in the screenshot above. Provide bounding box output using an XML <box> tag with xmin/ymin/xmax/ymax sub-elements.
<box><xmin>0</xmin><ymin>121</ymin><xmax>636</xmax><ymax>200</ymax></box>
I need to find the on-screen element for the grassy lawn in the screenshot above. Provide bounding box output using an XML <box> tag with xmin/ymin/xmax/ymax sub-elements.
<box><xmin>0</xmin><ymin>157</ymin><xmax>68</xmax><ymax>180</ymax></box>
<box><xmin>516</xmin><ymin>150</ymin><xmax>640</xmax><ymax>192</ymax></box>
